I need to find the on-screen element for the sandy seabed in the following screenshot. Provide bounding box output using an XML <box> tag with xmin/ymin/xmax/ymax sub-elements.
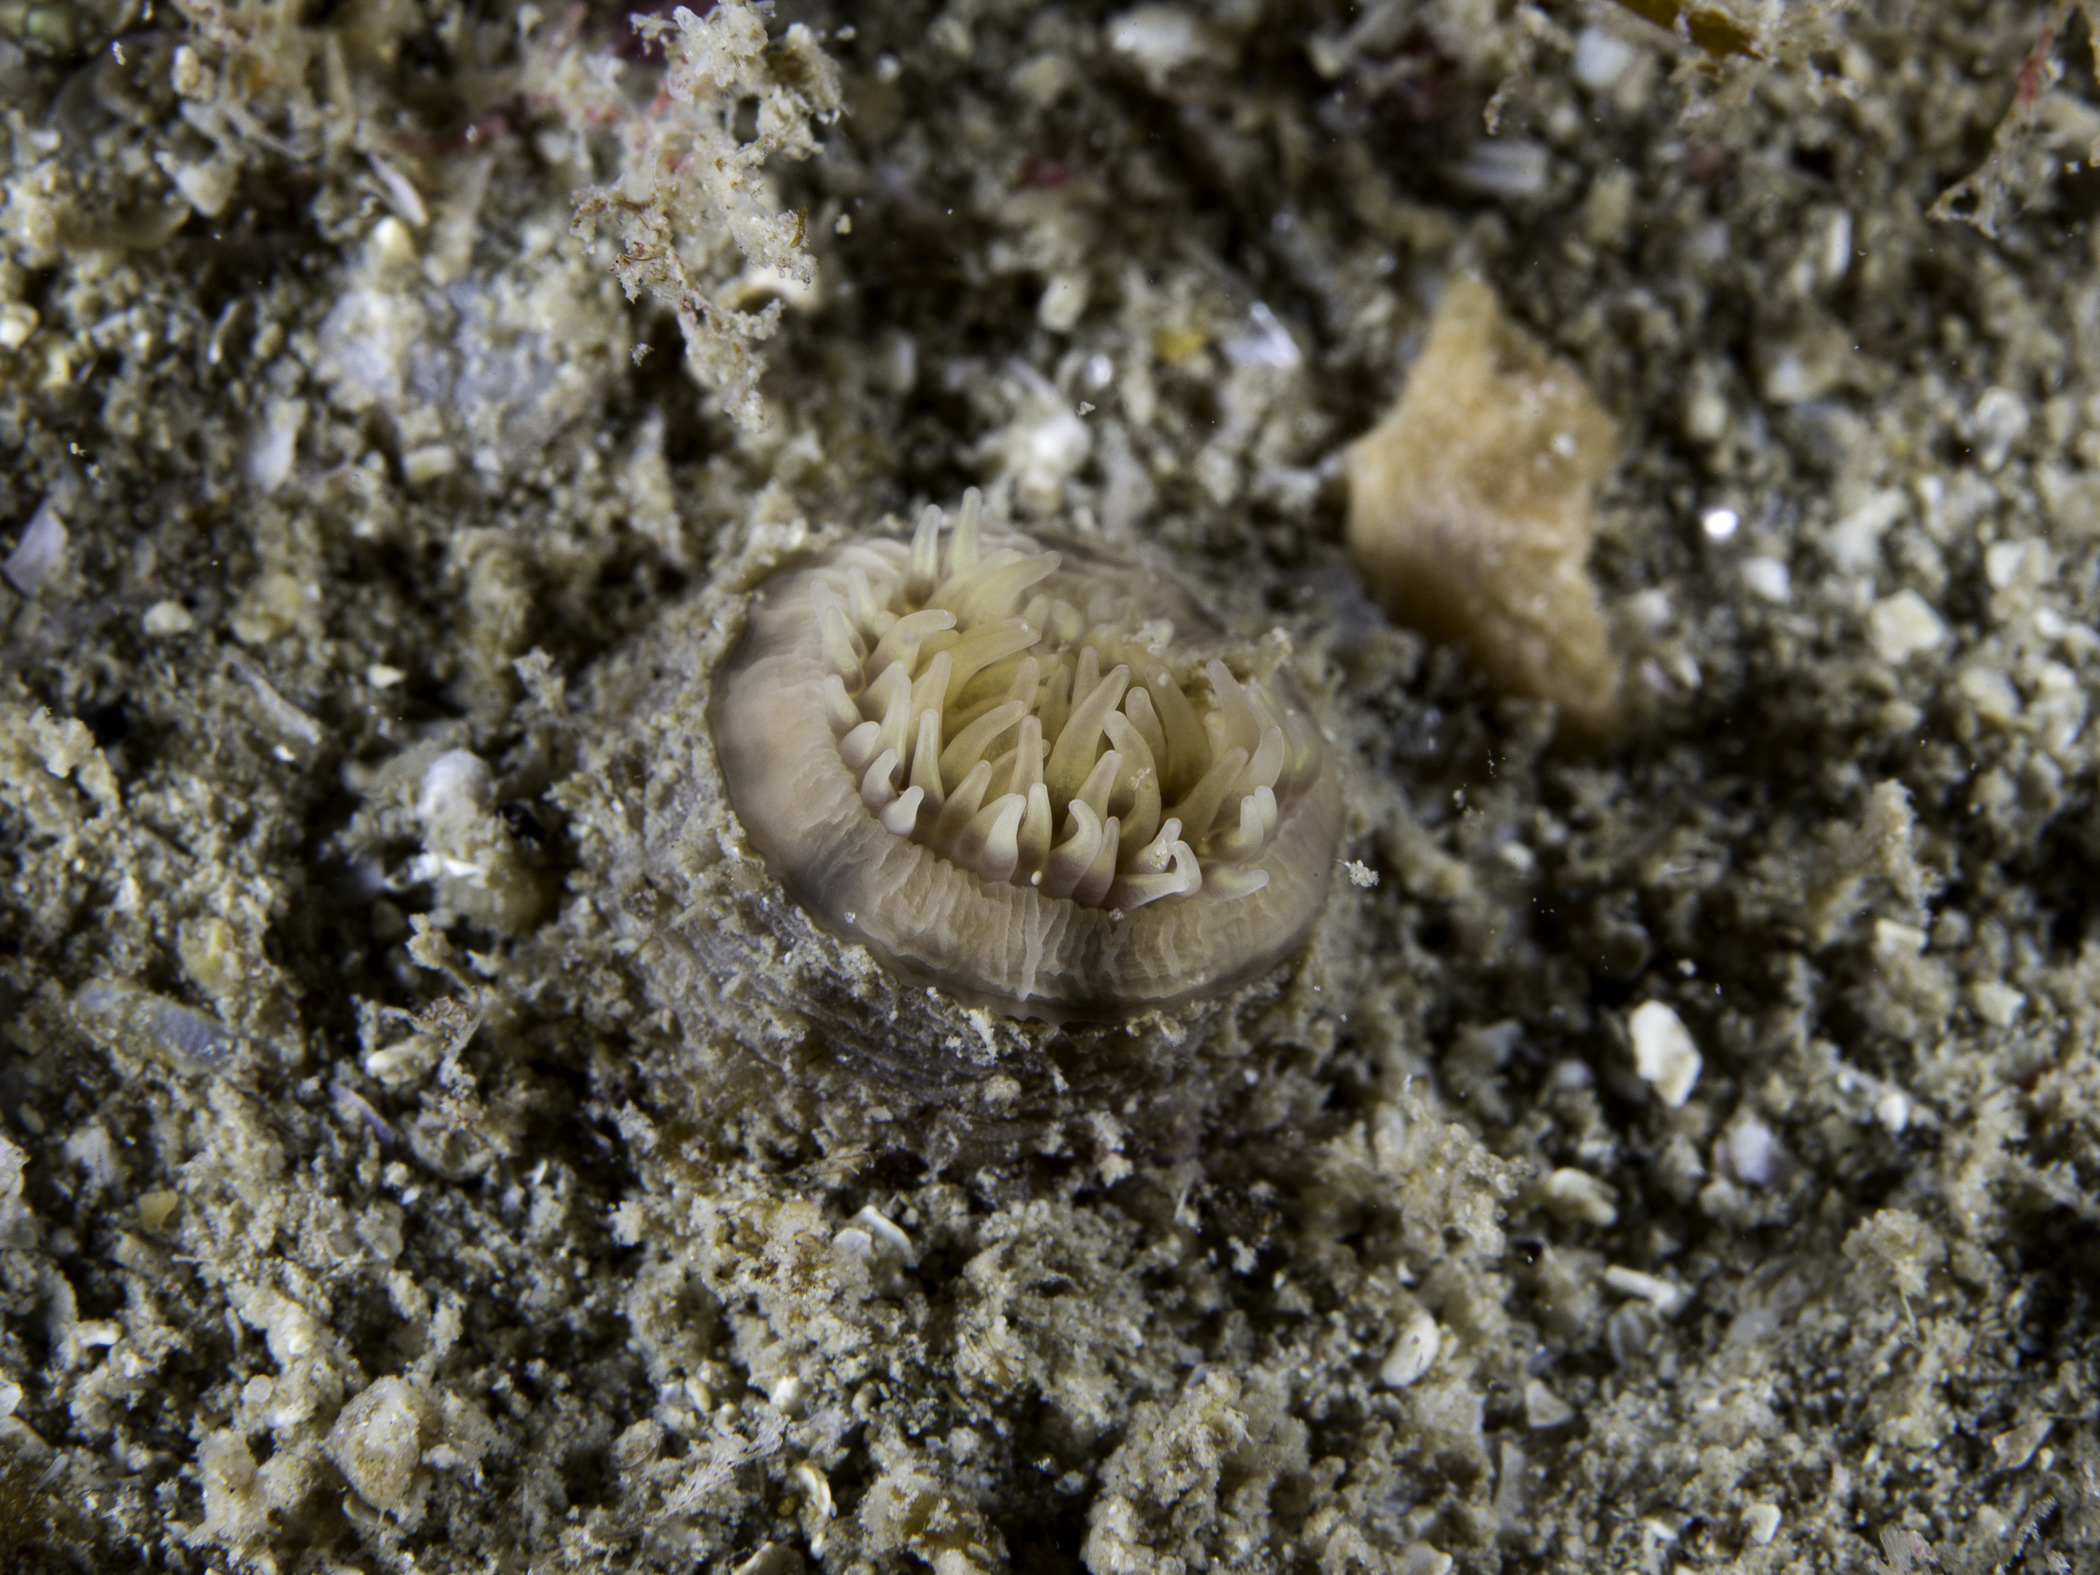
<box><xmin>0</xmin><ymin>1</ymin><xmax>2097</xmax><ymax>1571</ymax></box>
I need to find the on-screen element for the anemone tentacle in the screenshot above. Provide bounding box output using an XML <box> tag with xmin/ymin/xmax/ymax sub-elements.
<box><xmin>810</xmin><ymin>492</ymin><xmax>1317</xmax><ymax>912</ymax></box>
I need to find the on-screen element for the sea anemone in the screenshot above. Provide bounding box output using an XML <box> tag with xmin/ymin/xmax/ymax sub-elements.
<box><xmin>709</xmin><ymin>493</ymin><xmax>1344</xmax><ymax>1022</ymax></box>
<box><xmin>566</xmin><ymin>496</ymin><xmax>1351</xmax><ymax>1163</ymax></box>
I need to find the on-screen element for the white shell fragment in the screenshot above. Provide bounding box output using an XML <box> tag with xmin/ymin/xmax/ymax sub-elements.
<box><xmin>850</xmin><ymin>1205</ymin><xmax>916</xmax><ymax>1263</ymax></box>
<box><xmin>1713</xmin><ymin>1117</ymin><xmax>1777</xmax><ymax>1187</ymax></box>
<box><xmin>1628</xmin><ymin>1000</ymin><xmax>1701</xmax><ymax>1107</ymax></box>
<box><xmin>246</xmin><ymin>398</ymin><xmax>306</xmax><ymax>492</ymax></box>
<box><xmin>1542</xmin><ymin>1167</ymin><xmax>1619</xmax><ymax>1227</ymax></box>
<box><xmin>1523</xmin><ymin>1378</ymin><xmax>1574</xmax><ymax>1429</ymax></box>
<box><xmin>228</xmin><ymin>654</ymin><xmax>326</xmax><ymax>751</ymax></box>
<box><xmin>0</xmin><ymin>302</ymin><xmax>36</xmax><ymax>350</ymax></box>
<box><xmin>143</xmin><ymin>599</ymin><xmax>196</xmax><ymax>636</ymax></box>
<box><xmin>1571</xmin><ymin>27</ymin><xmax>1639</xmax><ymax>91</ymax></box>
<box><xmin>1603</xmin><ymin>1265</ymin><xmax>1688</xmax><ymax>1318</ymax></box>
<box><xmin>1741</xmin><ymin>556</ymin><xmax>1791</xmax><ymax>604</ymax></box>
<box><xmin>1380</xmin><ymin>1309</ymin><xmax>1441</xmax><ymax>1389</ymax></box>
<box><xmin>1869</xmin><ymin>590</ymin><xmax>1946</xmax><ymax>665</ymax></box>
<box><xmin>366</xmin><ymin>151</ymin><xmax>429</xmax><ymax>227</ymax></box>
<box><xmin>3</xmin><ymin>500</ymin><xmax>67</xmax><ymax>596</ymax></box>
<box><xmin>1743</xmin><ymin>1503</ymin><xmax>1782</xmax><ymax>1545</ymax></box>
<box><xmin>1107</xmin><ymin>5</ymin><xmax>1224</xmax><ymax>87</ymax></box>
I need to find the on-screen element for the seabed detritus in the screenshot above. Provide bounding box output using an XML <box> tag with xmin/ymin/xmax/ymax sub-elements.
<box><xmin>0</xmin><ymin>1</ymin><xmax>2096</xmax><ymax>1572</ymax></box>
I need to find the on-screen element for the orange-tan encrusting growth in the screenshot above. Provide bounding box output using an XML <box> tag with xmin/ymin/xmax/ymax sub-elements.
<box><xmin>1345</xmin><ymin>275</ymin><xmax>1623</xmax><ymax>742</ymax></box>
<box><xmin>709</xmin><ymin>495</ymin><xmax>1345</xmax><ymax>1021</ymax></box>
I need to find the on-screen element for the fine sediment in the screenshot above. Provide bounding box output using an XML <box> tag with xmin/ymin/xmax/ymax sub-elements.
<box><xmin>0</xmin><ymin>2</ymin><xmax>2094</xmax><ymax>1572</ymax></box>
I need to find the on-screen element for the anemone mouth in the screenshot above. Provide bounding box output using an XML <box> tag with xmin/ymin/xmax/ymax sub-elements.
<box><xmin>709</xmin><ymin>497</ymin><xmax>1346</xmax><ymax>1021</ymax></box>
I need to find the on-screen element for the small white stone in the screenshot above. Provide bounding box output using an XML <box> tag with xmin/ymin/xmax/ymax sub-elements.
<box><xmin>880</xmin><ymin>331</ymin><xmax>917</xmax><ymax>394</ymax></box>
<box><xmin>1542</xmin><ymin>1167</ymin><xmax>1618</xmax><ymax>1226</ymax></box>
<box><xmin>1820</xmin><ymin>208</ymin><xmax>1854</xmax><ymax>285</ymax></box>
<box><xmin>402</xmin><ymin>445</ymin><xmax>459</xmax><ymax>486</ymax></box>
<box><xmin>1684</xmin><ymin>384</ymin><xmax>1728</xmax><ymax>441</ymax></box>
<box><xmin>367</xmin><ymin>215</ymin><xmax>419</xmax><ymax>272</ymax></box>
<box><xmin>1970</xmin><ymin>980</ymin><xmax>2025</xmax><ymax>1027</ymax></box>
<box><xmin>1868</xmin><ymin>590</ymin><xmax>1946</xmax><ymax>664</ymax></box>
<box><xmin>1874</xmin><ymin>1088</ymin><xmax>1912</xmax><ymax>1134</ymax></box>
<box><xmin>1446</xmin><ymin>140</ymin><xmax>1550</xmax><ymax>198</ymax></box>
<box><xmin>1571</xmin><ymin>27</ymin><xmax>1638</xmax><ymax>90</ymax></box>
<box><xmin>366</xmin><ymin>153</ymin><xmax>428</xmax><ymax>228</ymax></box>
<box><xmin>1974</xmin><ymin>386</ymin><xmax>2030</xmax><ymax>472</ymax></box>
<box><xmin>1827</xmin><ymin>487</ymin><xmax>1906</xmax><ymax>572</ymax></box>
<box><xmin>228</xmin><ymin>654</ymin><xmax>325</xmax><ymax>749</ymax></box>
<box><xmin>3</xmin><ymin>501</ymin><xmax>66</xmax><ymax>597</ymax></box>
<box><xmin>171</xmin><ymin>154</ymin><xmax>237</xmax><ymax>218</ymax></box>
<box><xmin>1380</xmin><ymin>1308</ymin><xmax>1440</xmax><ymax>1389</ymax></box>
<box><xmin>62</xmin><ymin>1123</ymin><xmax>121</xmax><ymax>1189</ymax></box>
<box><xmin>366</xmin><ymin>663</ymin><xmax>406</xmax><ymax>688</ymax></box>
<box><xmin>1744</xmin><ymin>1503</ymin><xmax>1781</xmax><ymax>1545</ymax></box>
<box><xmin>246</xmin><ymin>398</ymin><xmax>306</xmax><ymax>492</ymax></box>
<box><xmin>1523</xmin><ymin>1377</ymin><xmax>1574</xmax><ymax>1429</ymax></box>
<box><xmin>1984</xmin><ymin>539</ymin><xmax>2033</xmax><ymax>589</ymax></box>
<box><xmin>1741</xmin><ymin>556</ymin><xmax>1791</xmax><ymax>603</ymax></box>
<box><xmin>736</xmin><ymin>1545</ymin><xmax>809</xmax><ymax>1575</ymax></box>
<box><xmin>0</xmin><ymin>302</ymin><xmax>38</xmax><ymax>351</ymax></box>
<box><xmin>1626</xmin><ymin>588</ymin><xmax>1672</xmax><ymax>631</ymax></box>
<box><xmin>1225</xmin><ymin>302</ymin><xmax>1302</xmax><ymax>370</ymax></box>
<box><xmin>791</xmin><ymin>1460</ymin><xmax>835</xmax><ymax>1531</ymax></box>
<box><xmin>143</xmin><ymin>599</ymin><xmax>196</xmax><ymax>636</ymax></box>
<box><xmin>1873</xmin><ymin>918</ymin><xmax>1927</xmax><ymax>959</ymax></box>
<box><xmin>1628</xmin><ymin>1000</ymin><xmax>1700</xmax><ymax>1107</ymax></box>
<box><xmin>851</xmin><ymin>1205</ymin><xmax>916</xmax><ymax>1262</ymax></box>
<box><xmin>1716</xmin><ymin>1117</ymin><xmax>1776</xmax><ymax>1187</ymax></box>
<box><xmin>831</xmin><ymin>1225</ymin><xmax>873</xmax><ymax>1263</ymax></box>
<box><xmin>1700</xmin><ymin>506</ymin><xmax>1739</xmax><ymax>541</ymax></box>
<box><xmin>1957</xmin><ymin>664</ymin><xmax>2022</xmax><ymax>725</ymax></box>
<box><xmin>1760</xmin><ymin>348</ymin><xmax>1817</xmax><ymax>404</ymax></box>
<box><xmin>1497</xmin><ymin>840</ymin><xmax>1536</xmax><ymax>875</ymax></box>
<box><xmin>1107</xmin><ymin>5</ymin><xmax>1215</xmax><ymax>86</ymax></box>
<box><xmin>1037</xmin><ymin>273</ymin><xmax>1088</xmax><ymax>333</ymax></box>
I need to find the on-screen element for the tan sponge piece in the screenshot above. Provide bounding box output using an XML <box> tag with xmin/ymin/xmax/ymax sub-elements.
<box><xmin>1346</xmin><ymin>276</ymin><xmax>1623</xmax><ymax>741</ymax></box>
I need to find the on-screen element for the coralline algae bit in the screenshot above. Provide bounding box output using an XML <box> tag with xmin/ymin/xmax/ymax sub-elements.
<box><xmin>1345</xmin><ymin>276</ymin><xmax>1622</xmax><ymax>741</ymax></box>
